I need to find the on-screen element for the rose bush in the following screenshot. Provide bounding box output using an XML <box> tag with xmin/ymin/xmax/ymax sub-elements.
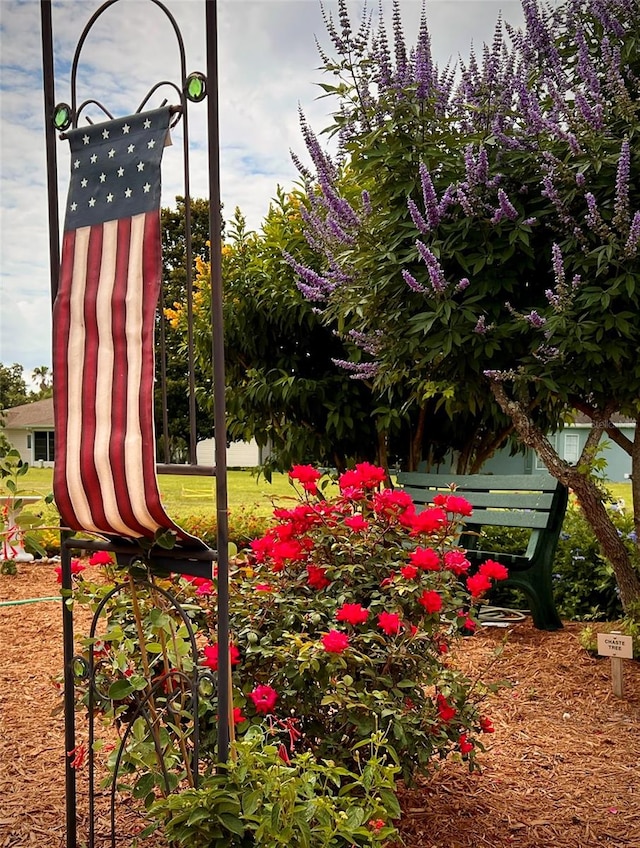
<box><xmin>68</xmin><ymin>463</ymin><xmax>508</xmax><ymax>845</ymax></box>
<box><xmin>199</xmin><ymin>462</ymin><xmax>508</xmax><ymax>784</ymax></box>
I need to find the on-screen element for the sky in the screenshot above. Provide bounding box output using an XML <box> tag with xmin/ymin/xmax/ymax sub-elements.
<box><xmin>0</xmin><ymin>0</ymin><xmax>527</xmax><ymax>380</ymax></box>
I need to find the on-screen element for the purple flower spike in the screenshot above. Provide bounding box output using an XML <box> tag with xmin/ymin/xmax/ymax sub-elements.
<box><xmin>525</xmin><ymin>310</ymin><xmax>546</xmax><ymax>328</ymax></box>
<box><xmin>407</xmin><ymin>198</ymin><xmax>430</xmax><ymax>233</ymax></box>
<box><xmin>419</xmin><ymin>162</ymin><xmax>440</xmax><ymax>228</ymax></box>
<box><xmin>497</xmin><ymin>189</ymin><xmax>518</xmax><ymax>221</ymax></box>
<box><xmin>402</xmin><ymin>269</ymin><xmax>427</xmax><ymax>294</ymax></box>
<box><xmin>551</xmin><ymin>243</ymin><xmax>565</xmax><ymax>289</ymax></box>
<box><xmin>614</xmin><ymin>140</ymin><xmax>630</xmax><ymax>229</ymax></box>
<box><xmin>625</xmin><ymin>211</ymin><xmax>640</xmax><ymax>257</ymax></box>
<box><xmin>474</xmin><ymin>316</ymin><xmax>488</xmax><ymax>334</ymax></box>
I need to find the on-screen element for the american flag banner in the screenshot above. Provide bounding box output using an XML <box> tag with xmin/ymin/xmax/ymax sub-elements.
<box><xmin>53</xmin><ymin>107</ymin><xmax>202</xmax><ymax>547</ymax></box>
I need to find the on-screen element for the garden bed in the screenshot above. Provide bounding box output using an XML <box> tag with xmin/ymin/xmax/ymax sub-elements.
<box><xmin>1</xmin><ymin>561</ymin><xmax>638</xmax><ymax>848</ymax></box>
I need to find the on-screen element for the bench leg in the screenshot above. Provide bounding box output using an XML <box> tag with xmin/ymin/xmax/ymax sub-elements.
<box><xmin>502</xmin><ymin>572</ymin><xmax>563</xmax><ymax>631</ymax></box>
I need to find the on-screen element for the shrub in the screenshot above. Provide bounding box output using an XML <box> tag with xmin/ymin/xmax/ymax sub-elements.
<box><xmin>69</xmin><ymin>463</ymin><xmax>509</xmax><ymax>845</ymax></box>
<box><xmin>169</xmin><ymin>506</ymin><xmax>271</xmax><ymax>551</ymax></box>
<box><xmin>148</xmin><ymin>728</ymin><xmax>400</xmax><ymax>848</ymax></box>
<box><xmin>478</xmin><ymin>496</ymin><xmax>638</xmax><ymax>621</ymax></box>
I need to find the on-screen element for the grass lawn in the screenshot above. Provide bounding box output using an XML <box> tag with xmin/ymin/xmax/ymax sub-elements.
<box><xmin>11</xmin><ymin>466</ymin><xmax>632</xmax><ymax>518</ymax></box>
<box><xmin>13</xmin><ymin>467</ymin><xmax>300</xmax><ymax>517</ymax></box>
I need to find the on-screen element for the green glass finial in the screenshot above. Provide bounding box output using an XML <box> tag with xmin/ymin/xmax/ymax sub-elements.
<box><xmin>185</xmin><ymin>72</ymin><xmax>207</xmax><ymax>103</ymax></box>
<box><xmin>53</xmin><ymin>103</ymin><xmax>72</xmax><ymax>131</ymax></box>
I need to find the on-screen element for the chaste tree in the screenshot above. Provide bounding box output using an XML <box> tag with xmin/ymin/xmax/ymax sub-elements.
<box><xmin>165</xmin><ymin>192</ymin><xmax>385</xmax><ymax>476</ymax></box>
<box><xmin>287</xmin><ymin>0</ymin><xmax>640</xmax><ymax>608</ymax></box>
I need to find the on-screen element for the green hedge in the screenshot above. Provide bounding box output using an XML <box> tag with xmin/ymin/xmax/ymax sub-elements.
<box><xmin>20</xmin><ymin>499</ymin><xmax>640</xmax><ymax>624</ymax></box>
<box><xmin>479</xmin><ymin>504</ymin><xmax>638</xmax><ymax>621</ymax></box>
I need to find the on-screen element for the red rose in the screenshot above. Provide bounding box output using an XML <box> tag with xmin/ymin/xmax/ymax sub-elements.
<box><xmin>407</xmin><ymin>507</ymin><xmax>447</xmax><ymax>535</ymax></box>
<box><xmin>442</xmin><ymin>495</ymin><xmax>473</xmax><ymax>516</ymax></box>
<box><xmin>479</xmin><ymin>559</ymin><xmax>509</xmax><ymax>581</ymax></box>
<box><xmin>344</xmin><ymin>514</ymin><xmax>369</xmax><ymax>532</ymax></box>
<box><xmin>437</xmin><ymin>693</ymin><xmax>456</xmax><ymax>722</ymax></box>
<box><xmin>410</xmin><ymin>546</ymin><xmax>441</xmax><ymax>570</ymax></box>
<box><xmin>444</xmin><ymin>549</ymin><xmax>471</xmax><ymax>575</ymax></box>
<box><xmin>289</xmin><ymin>465</ymin><xmax>322</xmax><ymax>486</ymax></box>
<box><xmin>377</xmin><ymin>611</ymin><xmax>401</xmax><ymax>635</ymax></box>
<box><xmin>88</xmin><ymin>550</ymin><xmax>113</xmax><ymax>565</ymax></box>
<box><xmin>202</xmin><ymin>643</ymin><xmax>240</xmax><ymax>672</ymax></box>
<box><xmin>459</xmin><ymin>733</ymin><xmax>474</xmax><ymax>755</ymax></box>
<box><xmin>418</xmin><ymin>589</ymin><xmax>442</xmax><ymax>614</ymax></box>
<box><xmin>322</xmin><ymin>630</ymin><xmax>350</xmax><ymax>653</ymax></box>
<box><xmin>466</xmin><ymin>573</ymin><xmax>492</xmax><ymax>598</ymax></box>
<box><xmin>249</xmin><ymin>684</ymin><xmax>278</xmax><ymax>714</ymax></box>
<box><xmin>307</xmin><ymin>564</ymin><xmax>330</xmax><ymax>590</ymax></box>
<box><xmin>336</xmin><ymin>603</ymin><xmax>369</xmax><ymax>625</ymax></box>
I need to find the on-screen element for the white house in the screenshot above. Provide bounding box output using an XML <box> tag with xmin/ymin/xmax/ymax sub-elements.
<box><xmin>452</xmin><ymin>413</ymin><xmax>635</xmax><ymax>482</ymax></box>
<box><xmin>1</xmin><ymin>398</ymin><xmax>56</xmax><ymax>467</ymax></box>
<box><xmin>196</xmin><ymin>437</ymin><xmax>269</xmax><ymax>468</ymax></box>
<box><xmin>2</xmin><ymin>397</ymin><xmax>268</xmax><ymax>470</ymax></box>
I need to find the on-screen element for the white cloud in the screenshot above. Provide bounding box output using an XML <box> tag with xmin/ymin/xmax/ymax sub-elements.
<box><xmin>0</xmin><ymin>0</ymin><xmax>525</xmax><ymax>374</ymax></box>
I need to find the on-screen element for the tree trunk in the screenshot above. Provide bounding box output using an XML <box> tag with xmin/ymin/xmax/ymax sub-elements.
<box><xmin>409</xmin><ymin>405</ymin><xmax>427</xmax><ymax>471</ymax></box>
<box><xmin>469</xmin><ymin>424</ymin><xmax>516</xmax><ymax>473</ymax></box>
<box><xmin>377</xmin><ymin>428</ymin><xmax>389</xmax><ymax>472</ymax></box>
<box><xmin>490</xmin><ymin>382</ymin><xmax>640</xmax><ymax>612</ymax></box>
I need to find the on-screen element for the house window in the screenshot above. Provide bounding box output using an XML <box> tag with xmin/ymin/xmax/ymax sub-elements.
<box><xmin>27</xmin><ymin>434</ymin><xmax>32</xmax><ymax>450</ymax></box>
<box><xmin>34</xmin><ymin>431</ymin><xmax>55</xmax><ymax>462</ymax></box>
<box><xmin>563</xmin><ymin>433</ymin><xmax>580</xmax><ymax>464</ymax></box>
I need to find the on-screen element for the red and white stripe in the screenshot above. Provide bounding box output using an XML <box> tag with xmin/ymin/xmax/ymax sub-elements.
<box><xmin>53</xmin><ymin>210</ymin><xmax>186</xmax><ymax>541</ymax></box>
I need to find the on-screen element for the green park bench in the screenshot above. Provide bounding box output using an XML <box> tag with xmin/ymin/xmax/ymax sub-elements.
<box><xmin>396</xmin><ymin>472</ymin><xmax>569</xmax><ymax>631</ymax></box>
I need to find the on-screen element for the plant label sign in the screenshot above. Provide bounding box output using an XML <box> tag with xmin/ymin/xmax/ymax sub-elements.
<box><xmin>597</xmin><ymin>632</ymin><xmax>633</xmax><ymax>659</ymax></box>
<box><xmin>597</xmin><ymin>631</ymin><xmax>632</xmax><ymax>698</ymax></box>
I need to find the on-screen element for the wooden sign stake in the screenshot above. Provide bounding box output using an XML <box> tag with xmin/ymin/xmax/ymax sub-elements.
<box><xmin>597</xmin><ymin>630</ymin><xmax>633</xmax><ymax>698</ymax></box>
<box><xmin>610</xmin><ymin>656</ymin><xmax>624</xmax><ymax>698</ymax></box>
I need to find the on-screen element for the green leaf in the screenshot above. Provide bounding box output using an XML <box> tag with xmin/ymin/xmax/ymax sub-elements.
<box><xmin>108</xmin><ymin>679</ymin><xmax>134</xmax><ymax>701</ymax></box>
<box><xmin>219</xmin><ymin>812</ymin><xmax>245</xmax><ymax>836</ymax></box>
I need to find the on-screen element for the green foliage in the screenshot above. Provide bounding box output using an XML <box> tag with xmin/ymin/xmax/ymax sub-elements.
<box><xmin>170</xmin><ymin>196</ymin><xmax>392</xmax><ymax>474</ymax></box>
<box><xmin>0</xmin><ymin>362</ymin><xmax>29</xmax><ymax>411</ymax></box>
<box><xmin>176</xmin><ymin>507</ymin><xmax>270</xmax><ymax>550</ymax></box>
<box><xmin>29</xmin><ymin>365</ymin><xmax>53</xmax><ymax>399</ymax></box>
<box><xmin>148</xmin><ymin>728</ymin><xmax>399</xmax><ymax>848</ymax></box>
<box><xmin>69</xmin><ymin>465</ymin><xmax>507</xmax><ymax>844</ymax></box>
<box><xmin>158</xmin><ymin>197</ymin><xmax>213</xmax><ymax>461</ymax></box>
<box><xmin>288</xmin><ymin>0</ymin><xmax>640</xmax><ymax>605</ymax></box>
<box><xmin>0</xmin><ymin>449</ymin><xmax>53</xmax><ymax>561</ymax></box>
<box><xmin>479</xmin><ymin>500</ymin><xmax>639</xmax><ymax>622</ymax></box>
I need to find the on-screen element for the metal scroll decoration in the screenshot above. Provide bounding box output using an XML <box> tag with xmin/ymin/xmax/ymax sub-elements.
<box><xmin>40</xmin><ymin>1</ymin><xmax>231</xmax><ymax>845</ymax></box>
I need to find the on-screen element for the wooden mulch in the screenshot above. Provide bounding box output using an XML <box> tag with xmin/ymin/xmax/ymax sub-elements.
<box><xmin>1</xmin><ymin>562</ymin><xmax>639</xmax><ymax>847</ymax></box>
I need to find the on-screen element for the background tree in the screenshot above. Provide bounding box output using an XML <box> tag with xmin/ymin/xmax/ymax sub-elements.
<box><xmin>288</xmin><ymin>0</ymin><xmax>640</xmax><ymax>608</ymax></box>
<box><xmin>0</xmin><ymin>363</ymin><xmax>29</xmax><ymax>409</ymax></box>
<box><xmin>168</xmin><ymin>191</ymin><xmax>390</xmax><ymax>475</ymax></box>
<box><xmin>30</xmin><ymin>365</ymin><xmax>53</xmax><ymax>399</ymax></box>
<box><xmin>158</xmin><ymin>197</ymin><xmax>212</xmax><ymax>461</ymax></box>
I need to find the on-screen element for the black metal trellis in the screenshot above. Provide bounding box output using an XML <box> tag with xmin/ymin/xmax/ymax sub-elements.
<box><xmin>39</xmin><ymin>1</ymin><xmax>230</xmax><ymax>844</ymax></box>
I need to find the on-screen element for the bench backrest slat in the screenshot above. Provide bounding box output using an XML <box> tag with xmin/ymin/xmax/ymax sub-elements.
<box><xmin>398</xmin><ymin>472</ymin><xmax>558</xmax><ymax>492</ymax></box>
<box><xmin>463</xmin><ymin>510</ymin><xmax>549</xmax><ymax>530</ymax></box>
<box><xmin>401</xmin><ymin>489</ymin><xmax>555</xmax><ymax>511</ymax></box>
<box><xmin>397</xmin><ymin>471</ymin><xmax>566</xmax><ymax>535</ymax></box>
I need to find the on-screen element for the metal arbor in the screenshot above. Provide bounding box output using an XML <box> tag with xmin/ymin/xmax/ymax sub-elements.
<box><xmin>40</xmin><ymin>1</ymin><xmax>230</xmax><ymax>844</ymax></box>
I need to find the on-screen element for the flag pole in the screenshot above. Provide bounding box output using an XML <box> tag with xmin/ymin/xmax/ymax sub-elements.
<box><xmin>40</xmin><ymin>5</ymin><xmax>76</xmax><ymax>845</ymax></box>
<box><xmin>205</xmin><ymin>0</ymin><xmax>232</xmax><ymax>764</ymax></box>
<box><xmin>41</xmin><ymin>0</ymin><xmax>61</xmax><ymax>305</ymax></box>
